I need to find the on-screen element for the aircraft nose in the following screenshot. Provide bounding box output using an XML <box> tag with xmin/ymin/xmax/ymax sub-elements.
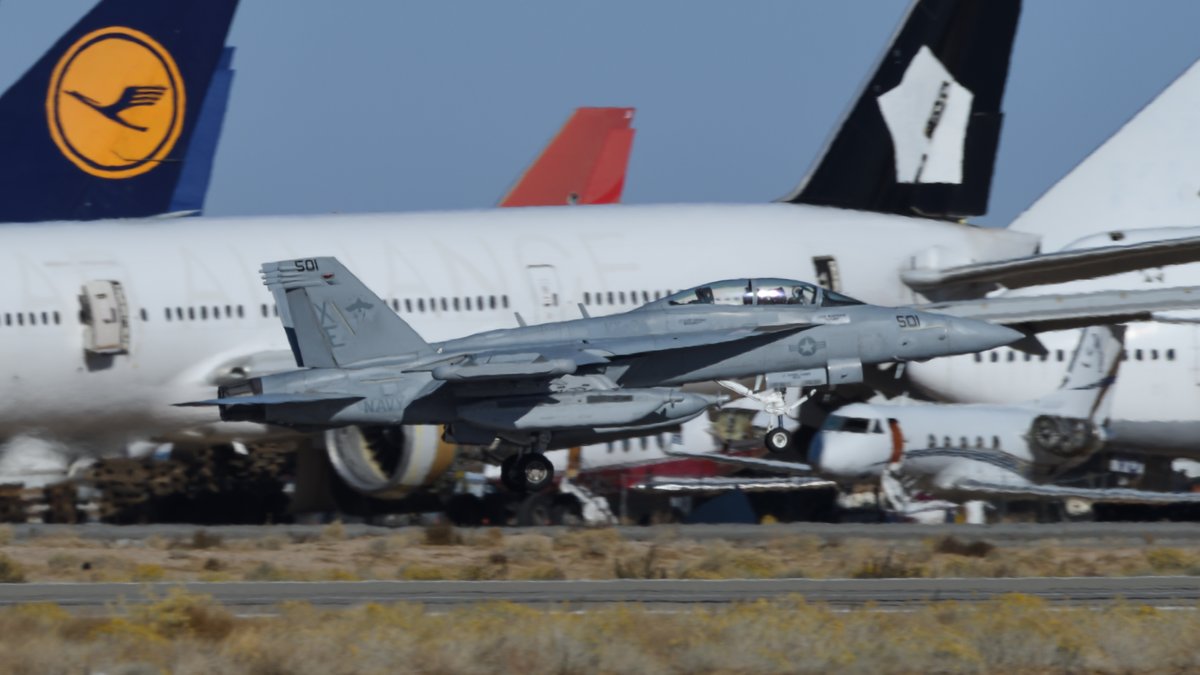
<box><xmin>946</xmin><ymin>317</ymin><xmax>1022</xmax><ymax>354</ymax></box>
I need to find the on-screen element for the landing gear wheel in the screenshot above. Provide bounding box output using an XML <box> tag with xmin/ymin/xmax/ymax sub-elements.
<box><xmin>500</xmin><ymin>455</ymin><xmax>523</xmax><ymax>492</ymax></box>
<box><xmin>516</xmin><ymin>453</ymin><xmax>554</xmax><ymax>492</ymax></box>
<box><xmin>765</xmin><ymin>428</ymin><xmax>792</xmax><ymax>454</ymax></box>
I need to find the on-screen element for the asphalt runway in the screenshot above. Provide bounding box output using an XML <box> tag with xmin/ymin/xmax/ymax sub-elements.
<box><xmin>3</xmin><ymin>576</ymin><xmax>1199</xmax><ymax>611</ymax></box>
<box><xmin>8</xmin><ymin>521</ymin><xmax>1200</xmax><ymax>545</ymax></box>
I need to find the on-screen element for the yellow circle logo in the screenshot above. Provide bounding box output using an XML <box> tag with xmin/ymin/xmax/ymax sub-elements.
<box><xmin>46</xmin><ymin>26</ymin><xmax>185</xmax><ymax>179</ymax></box>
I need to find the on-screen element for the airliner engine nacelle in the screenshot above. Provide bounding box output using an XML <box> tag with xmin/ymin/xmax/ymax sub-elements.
<box><xmin>324</xmin><ymin>425</ymin><xmax>456</xmax><ymax>500</ymax></box>
<box><xmin>1027</xmin><ymin>415</ymin><xmax>1102</xmax><ymax>458</ymax></box>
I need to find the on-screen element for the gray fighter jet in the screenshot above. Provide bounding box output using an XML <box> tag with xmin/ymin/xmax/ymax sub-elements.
<box><xmin>182</xmin><ymin>257</ymin><xmax>1018</xmax><ymax>491</ymax></box>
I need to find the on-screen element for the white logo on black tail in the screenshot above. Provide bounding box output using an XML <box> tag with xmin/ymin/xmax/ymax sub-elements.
<box><xmin>876</xmin><ymin>45</ymin><xmax>973</xmax><ymax>185</ymax></box>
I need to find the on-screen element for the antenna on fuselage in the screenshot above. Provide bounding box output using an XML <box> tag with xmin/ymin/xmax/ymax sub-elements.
<box><xmin>514</xmin><ymin>312</ymin><xmax>528</xmax><ymax>327</ymax></box>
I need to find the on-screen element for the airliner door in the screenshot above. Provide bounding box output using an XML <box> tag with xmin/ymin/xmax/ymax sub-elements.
<box><xmin>80</xmin><ymin>280</ymin><xmax>129</xmax><ymax>355</ymax></box>
<box><xmin>525</xmin><ymin>264</ymin><xmax>562</xmax><ymax>324</ymax></box>
<box><xmin>813</xmin><ymin>256</ymin><xmax>841</xmax><ymax>291</ymax></box>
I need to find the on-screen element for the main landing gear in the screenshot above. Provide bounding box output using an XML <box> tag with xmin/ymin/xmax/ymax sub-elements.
<box><xmin>500</xmin><ymin>452</ymin><xmax>554</xmax><ymax>492</ymax></box>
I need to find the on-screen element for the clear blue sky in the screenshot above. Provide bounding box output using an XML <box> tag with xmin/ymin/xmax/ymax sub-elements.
<box><xmin>0</xmin><ymin>1</ymin><xmax>1196</xmax><ymax>226</ymax></box>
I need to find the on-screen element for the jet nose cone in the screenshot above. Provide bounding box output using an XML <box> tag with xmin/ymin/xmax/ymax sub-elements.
<box><xmin>947</xmin><ymin>318</ymin><xmax>1022</xmax><ymax>354</ymax></box>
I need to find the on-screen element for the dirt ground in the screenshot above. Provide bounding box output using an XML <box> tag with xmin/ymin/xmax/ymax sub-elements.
<box><xmin>1</xmin><ymin>522</ymin><xmax>1197</xmax><ymax>583</ymax></box>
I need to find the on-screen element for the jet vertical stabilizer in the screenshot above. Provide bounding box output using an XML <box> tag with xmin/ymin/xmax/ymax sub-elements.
<box><xmin>1032</xmin><ymin>325</ymin><xmax>1124</xmax><ymax>421</ymax></box>
<box><xmin>1009</xmin><ymin>60</ymin><xmax>1200</xmax><ymax>251</ymax></box>
<box><xmin>784</xmin><ymin>0</ymin><xmax>1020</xmax><ymax>220</ymax></box>
<box><xmin>261</xmin><ymin>258</ymin><xmax>434</xmax><ymax>368</ymax></box>
<box><xmin>0</xmin><ymin>0</ymin><xmax>239</xmax><ymax>222</ymax></box>
<box><xmin>499</xmin><ymin>107</ymin><xmax>635</xmax><ymax>206</ymax></box>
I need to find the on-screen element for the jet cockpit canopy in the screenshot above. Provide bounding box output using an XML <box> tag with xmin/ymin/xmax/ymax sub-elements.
<box><xmin>645</xmin><ymin>278</ymin><xmax>863</xmax><ymax>309</ymax></box>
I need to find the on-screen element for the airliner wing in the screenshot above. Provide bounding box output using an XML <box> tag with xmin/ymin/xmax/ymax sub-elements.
<box><xmin>954</xmin><ymin>479</ymin><xmax>1200</xmax><ymax>504</ymax></box>
<box><xmin>918</xmin><ymin>286</ymin><xmax>1200</xmax><ymax>333</ymax></box>
<box><xmin>664</xmin><ymin>447</ymin><xmax>815</xmax><ymax>475</ymax></box>
<box><xmin>901</xmin><ymin>236</ymin><xmax>1200</xmax><ymax>292</ymax></box>
<box><xmin>632</xmin><ymin>475</ymin><xmax>835</xmax><ymax>493</ymax></box>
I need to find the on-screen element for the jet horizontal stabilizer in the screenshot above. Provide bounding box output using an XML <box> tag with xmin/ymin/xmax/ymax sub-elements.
<box><xmin>919</xmin><ymin>286</ymin><xmax>1200</xmax><ymax>333</ymax></box>
<box><xmin>903</xmin><ymin>235</ymin><xmax>1200</xmax><ymax>292</ymax></box>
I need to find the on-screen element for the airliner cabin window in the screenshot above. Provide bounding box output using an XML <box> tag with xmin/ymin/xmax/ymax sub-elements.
<box><xmin>417</xmin><ymin>299</ymin><xmax>426</xmax><ymax>312</ymax></box>
<box><xmin>440</xmin><ymin>298</ymin><xmax>447</xmax><ymax>312</ymax></box>
<box><xmin>607</xmin><ymin>292</ymin><xmax>614</xmax><ymax>305</ymax></box>
<box><xmin>213</xmin><ymin>306</ymin><xmax>220</xmax><ymax>319</ymax></box>
<box><xmin>943</xmin><ymin>436</ymin><xmax>952</xmax><ymax>448</ymax></box>
<box><xmin>237</xmin><ymin>305</ymin><xmax>245</xmax><ymax>318</ymax></box>
<box><xmin>139</xmin><ymin>309</ymin><xmax>147</xmax><ymax>322</ymax></box>
<box><xmin>502</xmin><ymin>296</ymin><xmax>510</xmax><ymax>309</ymax></box>
<box><xmin>4</xmin><ymin>314</ymin><xmax>9</xmax><ymax>326</ymax></box>
<box><xmin>177</xmin><ymin>308</ymin><xmax>184</xmax><ymax>321</ymax></box>
<box><xmin>928</xmin><ymin>434</ymin><xmax>936</xmax><ymax>447</ymax></box>
<box><xmin>53</xmin><ymin>311</ymin><xmax>61</xmax><ymax>325</ymax></box>
<box><xmin>260</xmin><ymin>304</ymin><xmax>268</xmax><ymax>318</ymax></box>
<box><xmin>489</xmin><ymin>296</ymin><xmax>497</xmax><ymax>309</ymax></box>
<box><xmin>453</xmin><ymin>298</ymin><xmax>460</xmax><ymax>311</ymax></box>
<box><xmin>165</xmin><ymin>308</ymin><xmax>172</xmax><ymax>321</ymax></box>
<box><xmin>188</xmin><ymin>307</ymin><xmax>195</xmax><ymax>320</ymax></box>
<box><xmin>990</xmin><ymin>352</ymin><xmax>998</xmax><ymax>363</ymax></box>
<box><xmin>1168</xmin><ymin>349</ymin><xmax>1177</xmax><ymax>361</ymax></box>
<box><xmin>405</xmin><ymin>300</ymin><xmax>413</xmax><ymax>313</ymax></box>
<box><xmin>584</xmin><ymin>292</ymin><xmax>591</xmax><ymax>305</ymax></box>
<box><xmin>28</xmin><ymin>313</ymin><xmax>36</xmax><ymax>326</ymax></box>
<box><xmin>1056</xmin><ymin>350</ymin><xmax>1064</xmax><ymax>362</ymax></box>
<box><xmin>619</xmin><ymin>292</ymin><xmax>626</xmax><ymax>304</ymax></box>
<box><xmin>200</xmin><ymin>307</ymin><xmax>207</xmax><ymax>320</ymax></box>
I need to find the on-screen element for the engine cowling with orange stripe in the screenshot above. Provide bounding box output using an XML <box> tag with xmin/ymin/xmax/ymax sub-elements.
<box><xmin>324</xmin><ymin>425</ymin><xmax>458</xmax><ymax>499</ymax></box>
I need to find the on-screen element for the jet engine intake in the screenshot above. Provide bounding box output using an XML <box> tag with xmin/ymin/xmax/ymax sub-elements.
<box><xmin>324</xmin><ymin>425</ymin><xmax>457</xmax><ymax>499</ymax></box>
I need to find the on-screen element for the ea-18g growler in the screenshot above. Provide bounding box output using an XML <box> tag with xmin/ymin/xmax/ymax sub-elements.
<box><xmin>183</xmin><ymin>257</ymin><xmax>1020</xmax><ymax>492</ymax></box>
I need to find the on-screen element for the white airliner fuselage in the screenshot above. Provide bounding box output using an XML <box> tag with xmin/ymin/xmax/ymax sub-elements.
<box><xmin>0</xmin><ymin>203</ymin><xmax>1036</xmax><ymax>450</ymax></box>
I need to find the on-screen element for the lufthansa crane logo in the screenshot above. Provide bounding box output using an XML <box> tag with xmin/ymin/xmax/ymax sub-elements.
<box><xmin>45</xmin><ymin>27</ymin><xmax>185</xmax><ymax>179</ymax></box>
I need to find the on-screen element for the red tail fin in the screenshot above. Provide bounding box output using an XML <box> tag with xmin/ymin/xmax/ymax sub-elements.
<box><xmin>499</xmin><ymin>107</ymin><xmax>635</xmax><ymax>207</ymax></box>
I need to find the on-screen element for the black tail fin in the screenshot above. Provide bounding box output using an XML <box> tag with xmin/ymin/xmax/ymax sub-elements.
<box><xmin>0</xmin><ymin>0</ymin><xmax>239</xmax><ymax>222</ymax></box>
<box><xmin>784</xmin><ymin>0</ymin><xmax>1020</xmax><ymax>220</ymax></box>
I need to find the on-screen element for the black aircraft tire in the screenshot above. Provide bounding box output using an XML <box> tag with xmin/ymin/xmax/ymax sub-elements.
<box><xmin>517</xmin><ymin>453</ymin><xmax>554</xmax><ymax>492</ymax></box>
<box><xmin>765</xmin><ymin>428</ymin><xmax>792</xmax><ymax>454</ymax></box>
<box><xmin>500</xmin><ymin>455</ymin><xmax>523</xmax><ymax>492</ymax></box>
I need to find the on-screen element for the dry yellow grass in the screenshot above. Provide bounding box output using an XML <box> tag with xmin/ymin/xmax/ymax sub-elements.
<box><xmin>1</xmin><ymin>527</ymin><xmax>1198</xmax><ymax>583</ymax></box>
<box><xmin>0</xmin><ymin>591</ymin><xmax>1197</xmax><ymax>673</ymax></box>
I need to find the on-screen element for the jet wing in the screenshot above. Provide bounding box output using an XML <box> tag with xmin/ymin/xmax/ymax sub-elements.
<box><xmin>631</xmin><ymin>475</ymin><xmax>836</xmax><ymax>493</ymax></box>
<box><xmin>918</xmin><ymin>286</ymin><xmax>1200</xmax><ymax>334</ymax></box>
<box><xmin>901</xmin><ymin>235</ymin><xmax>1200</xmax><ymax>292</ymax></box>
<box><xmin>664</xmin><ymin>447</ymin><xmax>815</xmax><ymax>475</ymax></box>
<box><xmin>423</xmin><ymin>325</ymin><xmax>811</xmax><ymax>382</ymax></box>
<box><xmin>954</xmin><ymin>479</ymin><xmax>1200</xmax><ymax>504</ymax></box>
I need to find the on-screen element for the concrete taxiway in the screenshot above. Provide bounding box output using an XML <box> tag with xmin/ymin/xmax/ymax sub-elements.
<box><xmin>9</xmin><ymin>521</ymin><xmax>1200</xmax><ymax>545</ymax></box>
<box><xmin>3</xmin><ymin>576</ymin><xmax>1198</xmax><ymax>611</ymax></box>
